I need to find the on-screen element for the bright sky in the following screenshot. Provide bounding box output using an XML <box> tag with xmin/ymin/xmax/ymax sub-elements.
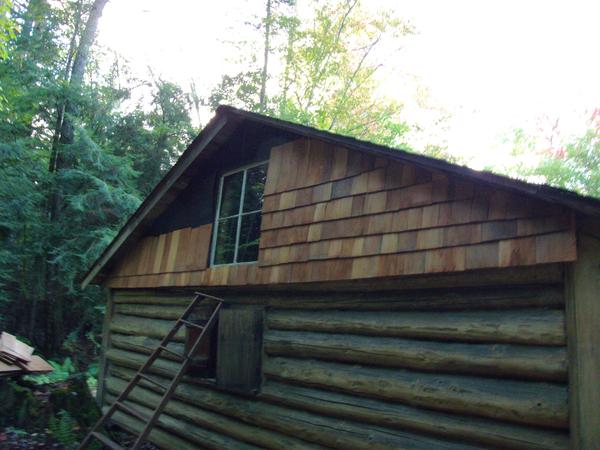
<box><xmin>97</xmin><ymin>0</ymin><xmax>600</xmax><ymax>169</ymax></box>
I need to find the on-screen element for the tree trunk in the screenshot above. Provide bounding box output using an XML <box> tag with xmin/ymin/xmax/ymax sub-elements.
<box><xmin>58</xmin><ymin>0</ymin><xmax>109</xmax><ymax>153</ymax></box>
<box><xmin>49</xmin><ymin>0</ymin><xmax>109</xmax><ymax>221</ymax></box>
<box><xmin>39</xmin><ymin>0</ymin><xmax>108</xmax><ymax>353</ymax></box>
<box><xmin>19</xmin><ymin>0</ymin><xmax>48</xmax><ymax>40</ymax></box>
<box><xmin>48</xmin><ymin>0</ymin><xmax>82</xmax><ymax>174</ymax></box>
<box><xmin>280</xmin><ymin>6</ymin><xmax>297</xmax><ymax>109</ymax></box>
<box><xmin>259</xmin><ymin>0</ymin><xmax>271</xmax><ymax>111</ymax></box>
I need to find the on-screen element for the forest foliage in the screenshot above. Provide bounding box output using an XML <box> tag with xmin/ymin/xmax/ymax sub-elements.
<box><xmin>0</xmin><ymin>0</ymin><xmax>598</xmax><ymax>382</ymax></box>
<box><xmin>502</xmin><ymin>111</ymin><xmax>600</xmax><ymax>198</ymax></box>
<box><xmin>0</xmin><ymin>0</ymin><xmax>195</xmax><ymax>363</ymax></box>
<box><xmin>209</xmin><ymin>0</ymin><xmax>414</xmax><ymax>148</ymax></box>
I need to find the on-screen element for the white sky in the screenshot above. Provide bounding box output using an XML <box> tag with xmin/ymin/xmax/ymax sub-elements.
<box><xmin>97</xmin><ymin>0</ymin><xmax>600</xmax><ymax>169</ymax></box>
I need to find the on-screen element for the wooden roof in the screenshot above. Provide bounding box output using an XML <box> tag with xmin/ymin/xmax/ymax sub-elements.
<box><xmin>82</xmin><ymin>106</ymin><xmax>600</xmax><ymax>287</ymax></box>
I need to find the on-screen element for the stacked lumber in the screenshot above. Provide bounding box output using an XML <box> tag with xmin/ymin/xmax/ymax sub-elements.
<box><xmin>0</xmin><ymin>332</ymin><xmax>53</xmax><ymax>377</ymax></box>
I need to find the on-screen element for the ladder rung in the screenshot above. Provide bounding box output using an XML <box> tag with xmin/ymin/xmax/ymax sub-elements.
<box><xmin>138</xmin><ymin>373</ymin><xmax>170</xmax><ymax>391</ymax></box>
<box><xmin>194</xmin><ymin>292</ymin><xmax>225</xmax><ymax>303</ymax></box>
<box><xmin>115</xmin><ymin>401</ymin><xmax>148</xmax><ymax>422</ymax></box>
<box><xmin>180</xmin><ymin>319</ymin><xmax>205</xmax><ymax>330</ymax></box>
<box><xmin>91</xmin><ymin>432</ymin><xmax>124</xmax><ymax>450</ymax></box>
<box><xmin>158</xmin><ymin>345</ymin><xmax>185</xmax><ymax>359</ymax></box>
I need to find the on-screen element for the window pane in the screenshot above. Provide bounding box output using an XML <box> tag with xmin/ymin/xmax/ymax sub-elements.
<box><xmin>243</xmin><ymin>164</ymin><xmax>268</xmax><ymax>213</ymax></box>
<box><xmin>237</xmin><ymin>212</ymin><xmax>262</xmax><ymax>262</ymax></box>
<box><xmin>213</xmin><ymin>217</ymin><xmax>238</xmax><ymax>264</ymax></box>
<box><xmin>219</xmin><ymin>171</ymin><xmax>243</xmax><ymax>218</ymax></box>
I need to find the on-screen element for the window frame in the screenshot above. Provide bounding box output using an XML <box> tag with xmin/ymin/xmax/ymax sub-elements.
<box><xmin>210</xmin><ymin>160</ymin><xmax>269</xmax><ymax>267</ymax></box>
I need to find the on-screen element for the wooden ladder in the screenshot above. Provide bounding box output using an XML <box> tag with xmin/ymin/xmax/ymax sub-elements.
<box><xmin>78</xmin><ymin>292</ymin><xmax>224</xmax><ymax>450</ymax></box>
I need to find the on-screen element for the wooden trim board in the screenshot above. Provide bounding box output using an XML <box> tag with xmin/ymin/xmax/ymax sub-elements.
<box><xmin>566</xmin><ymin>232</ymin><xmax>600</xmax><ymax>448</ymax></box>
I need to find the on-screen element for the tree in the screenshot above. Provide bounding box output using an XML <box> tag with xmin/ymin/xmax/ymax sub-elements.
<box><xmin>209</xmin><ymin>0</ymin><xmax>413</xmax><ymax>148</ymax></box>
<box><xmin>506</xmin><ymin>111</ymin><xmax>600</xmax><ymax>198</ymax></box>
<box><xmin>259</xmin><ymin>0</ymin><xmax>272</xmax><ymax>110</ymax></box>
<box><xmin>50</xmin><ymin>0</ymin><xmax>109</xmax><ymax>186</ymax></box>
<box><xmin>0</xmin><ymin>0</ymin><xmax>15</xmax><ymax>59</ymax></box>
<box><xmin>0</xmin><ymin>0</ymin><xmax>201</xmax><ymax>361</ymax></box>
<box><xmin>0</xmin><ymin>0</ymin><xmax>15</xmax><ymax>108</ymax></box>
<box><xmin>112</xmin><ymin>78</ymin><xmax>196</xmax><ymax>195</ymax></box>
<box><xmin>0</xmin><ymin>0</ymin><xmax>138</xmax><ymax>358</ymax></box>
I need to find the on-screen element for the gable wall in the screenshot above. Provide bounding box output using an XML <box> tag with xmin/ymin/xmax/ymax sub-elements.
<box><xmin>145</xmin><ymin>122</ymin><xmax>284</xmax><ymax>236</ymax></box>
<box><xmin>106</xmin><ymin>138</ymin><xmax>576</xmax><ymax>288</ymax></box>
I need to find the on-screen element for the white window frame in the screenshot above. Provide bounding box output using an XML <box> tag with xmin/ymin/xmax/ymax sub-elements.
<box><xmin>210</xmin><ymin>160</ymin><xmax>268</xmax><ymax>266</ymax></box>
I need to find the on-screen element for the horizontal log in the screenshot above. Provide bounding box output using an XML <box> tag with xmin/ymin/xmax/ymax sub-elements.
<box><xmin>261</xmin><ymin>381</ymin><xmax>569</xmax><ymax>450</ymax></box>
<box><xmin>109</xmin><ymin>314</ymin><xmax>185</xmax><ymax>341</ymax></box>
<box><xmin>106</xmin><ymin>365</ymin><xmax>568</xmax><ymax>449</ymax></box>
<box><xmin>227</xmin><ymin>286</ymin><xmax>564</xmax><ymax>310</ymax></box>
<box><xmin>114</xmin><ymin>303</ymin><xmax>188</xmax><ymax>320</ymax></box>
<box><xmin>105</xmin><ymin>348</ymin><xmax>181</xmax><ymax>378</ymax></box>
<box><xmin>264</xmin><ymin>357</ymin><xmax>568</xmax><ymax>429</ymax></box>
<box><xmin>103</xmin><ymin>394</ymin><xmax>259</xmax><ymax>450</ymax></box>
<box><xmin>108</xmin><ymin>366</ymin><xmax>482</xmax><ymax>450</ymax></box>
<box><xmin>109</xmin><ymin>364</ymin><xmax>177</xmax><ymax>384</ymax></box>
<box><xmin>105</xmin><ymin>406</ymin><xmax>199</xmax><ymax>450</ymax></box>
<box><xmin>267</xmin><ymin>308</ymin><xmax>566</xmax><ymax>345</ymax></box>
<box><xmin>110</xmin><ymin>334</ymin><xmax>185</xmax><ymax>362</ymax></box>
<box><xmin>106</xmin><ymin>377</ymin><xmax>321</xmax><ymax>450</ymax></box>
<box><xmin>265</xmin><ymin>330</ymin><xmax>567</xmax><ymax>381</ymax></box>
<box><xmin>113</xmin><ymin>290</ymin><xmax>195</xmax><ymax>305</ymax></box>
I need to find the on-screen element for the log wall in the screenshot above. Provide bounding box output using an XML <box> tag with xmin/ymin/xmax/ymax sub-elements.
<box><xmin>106</xmin><ymin>138</ymin><xmax>576</xmax><ymax>289</ymax></box>
<box><xmin>101</xmin><ymin>280</ymin><xmax>570</xmax><ymax>449</ymax></box>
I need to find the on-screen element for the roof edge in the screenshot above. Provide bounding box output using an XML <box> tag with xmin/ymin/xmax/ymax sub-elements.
<box><xmin>81</xmin><ymin>111</ymin><xmax>229</xmax><ymax>288</ymax></box>
<box><xmin>219</xmin><ymin>105</ymin><xmax>600</xmax><ymax>217</ymax></box>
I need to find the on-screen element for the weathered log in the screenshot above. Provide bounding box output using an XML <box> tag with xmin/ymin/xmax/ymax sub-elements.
<box><xmin>264</xmin><ymin>357</ymin><xmax>568</xmax><ymax>429</ymax></box>
<box><xmin>105</xmin><ymin>407</ymin><xmax>200</xmax><ymax>450</ymax></box>
<box><xmin>267</xmin><ymin>308</ymin><xmax>566</xmax><ymax>345</ymax></box>
<box><xmin>114</xmin><ymin>303</ymin><xmax>188</xmax><ymax>320</ymax></box>
<box><xmin>107</xmin><ymin>365</ymin><xmax>568</xmax><ymax>449</ymax></box>
<box><xmin>265</xmin><ymin>330</ymin><xmax>567</xmax><ymax>381</ymax></box>
<box><xmin>105</xmin><ymin>348</ymin><xmax>180</xmax><ymax>378</ymax></box>
<box><xmin>109</xmin><ymin>314</ymin><xmax>185</xmax><ymax>341</ymax></box>
<box><xmin>260</xmin><ymin>380</ymin><xmax>569</xmax><ymax>450</ymax></box>
<box><xmin>113</xmin><ymin>291</ymin><xmax>194</xmax><ymax>305</ymax></box>
<box><xmin>226</xmin><ymin>285</ymin><xmax>564</xmax><ymax>310</ymax></box>
<box><xmin>105</xmin><ymin>377</ymin><xmax>322</xmax><ymax>450</ymax></box>
<box><xmin>103</xmin><ymin>395</ymin><xmax>259</xmax><ymax>450</ymax></box>
<box><xmin>107</xmin><ymin>366</ymin><xmax>482</xmax><ymax>450</ymax></box>
<box><xmin>109</xmin><ymin>364</ymin><xmax>178</xmax><ymax>385</ymax></box>
<box><xmin>112</xmin><ymin>285</ymin><xmax>563</xmax><ymax>311</ymax></box>
<box><xmin>110</xmin><ymin>333</ymin><xmax>185</xmax><ymax>362</ymax></box>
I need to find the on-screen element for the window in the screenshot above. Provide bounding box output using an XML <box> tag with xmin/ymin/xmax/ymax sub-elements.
<box><xmin>211</xmin><ymin>162</ymin><xmax>268</xmax><ymax>265</ymax></box>
<box><xmin>185</xmin><ymin>308</ymin><xmax>218</xmax><ymax>378</ymax></box>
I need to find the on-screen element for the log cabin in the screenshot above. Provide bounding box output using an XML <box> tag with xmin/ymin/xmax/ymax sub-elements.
<box><xmin>82</xmin><ymin>105</ymin><xmax>600</xmax><ymax>449</ymax></box>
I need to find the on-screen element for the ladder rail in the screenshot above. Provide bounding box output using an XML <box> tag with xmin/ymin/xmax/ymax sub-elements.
<box><xmin>78</xmin><ymin>292</ymin><xmax>225</xmax><ymax>450</ymax></box>
<box><xmin>131</xmin><ymin>301</ymin><xmax>223</xmax><ymax>449</ymax></box>
<box><xmin>79</xmin><ymin>293</ymin><xmax>205</xmax><ymax>446</ymax></box>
